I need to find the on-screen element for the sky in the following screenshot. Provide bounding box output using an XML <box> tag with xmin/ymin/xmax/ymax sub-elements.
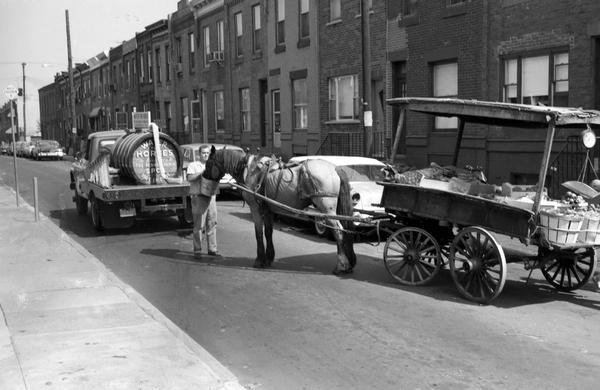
<box><xmin>0</xmin><ymin>0</ymin><xmax>178</xmax><ymax>135</ymax></box>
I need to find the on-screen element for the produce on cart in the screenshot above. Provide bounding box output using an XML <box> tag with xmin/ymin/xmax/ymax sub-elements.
<box><xmin>380</xmin><ymin>97</ymin><xmax>600</xmax><ymax>303</ymax></box>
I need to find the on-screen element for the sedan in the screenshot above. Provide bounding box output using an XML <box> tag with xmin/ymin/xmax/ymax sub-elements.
<box><xmin>180</xmin><ymin>143</ymin><xmax>244</xmax><ymax>195</ymax></box>
<box><xmin>31</xmin><ymin>140</ymin><xmax>65</xmax><ymax>160</ymax></box>
<box><xmin>279</xmin><ymin>155</ymin><xmax>388</xmax><ymax>237</ymax></box>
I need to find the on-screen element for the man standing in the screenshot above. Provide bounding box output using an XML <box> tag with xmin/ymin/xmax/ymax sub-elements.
<box><xmin>186</xmin><ymin>144</ymin><xmax>219</xmax><ymax>259</ymax></box>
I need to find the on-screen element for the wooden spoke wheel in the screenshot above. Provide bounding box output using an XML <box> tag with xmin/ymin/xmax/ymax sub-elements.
<box><xmin>541</xmin><ymin>247</ymin><xmax>597</xmax><ymax>291</ymax></box>
<box><xmin>383</xmin><ymin>227</ymin><xmax>442</xmax><ymax>286</ymax></box>
<box><xmin>449</xmin><ymin>227</ymin><xmax>506</xmax><ymax>304</ymax></box>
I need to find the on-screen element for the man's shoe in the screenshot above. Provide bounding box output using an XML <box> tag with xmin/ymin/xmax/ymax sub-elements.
<box><xmin>208</xmin><ymin>251</ymin><xmax>222</xmax><ymax>258</ymax></box>
<box><xmin>193</xmin><ymin>253</ymin><xmax>203</xmax><ymax>260</ymax></box>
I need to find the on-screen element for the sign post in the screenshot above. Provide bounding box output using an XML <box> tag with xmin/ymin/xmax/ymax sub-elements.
<box><xmin>4</xmin><ymin>85</ymin><xmax>20</xmax><ymax>206</ymax></box>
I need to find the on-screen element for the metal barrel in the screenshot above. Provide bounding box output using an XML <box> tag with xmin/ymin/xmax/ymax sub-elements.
<box><xmin>111</xmin><ymin>131</ymin><xmax>182</xmax><ymax>184</ymax></box>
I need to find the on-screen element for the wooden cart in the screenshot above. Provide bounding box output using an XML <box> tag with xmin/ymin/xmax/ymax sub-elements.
<box><xmin>379</xmin><ymin>97</ymin><xmax>600</xmax><ymax>303</ymax></box>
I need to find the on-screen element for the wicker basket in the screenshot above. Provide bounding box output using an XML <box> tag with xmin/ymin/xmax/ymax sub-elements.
<box><xmin>577</xmin><ymin>215</ymin><xmax>600</xmax><ymax>244</ymax></box>
<box><xmin>538</xmin><ymin>210</ymin><xmax>583</xmax><ymax>245</ymax></box>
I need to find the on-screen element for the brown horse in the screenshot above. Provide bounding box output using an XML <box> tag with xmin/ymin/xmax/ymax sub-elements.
<box><xmin>202</xmin><ymin>147</ymin><xmax>357</xmax><ymax>274</ymax></box>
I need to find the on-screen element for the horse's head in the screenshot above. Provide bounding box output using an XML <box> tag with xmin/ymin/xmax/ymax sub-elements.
<box><xmin>202</xmin><ymin>145</ymin><xmax>226</xmax><ymax>182</ymax></box>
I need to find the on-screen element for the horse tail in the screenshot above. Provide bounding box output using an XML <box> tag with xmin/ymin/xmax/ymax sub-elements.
<box><xmin>335</xmin><ymin>167</ymin><xmax>353</xmax><ymax>229</ymax></box>
<box><xmin>335</xmin><ymin>167</ymin><xmax>357</xmax><ymax>269</ymax></box>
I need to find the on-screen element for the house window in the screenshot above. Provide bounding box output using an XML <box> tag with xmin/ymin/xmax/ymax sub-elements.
<box><xmin>147</xmin><ymin>50</ymin><xmax>152</xmax><ymax>83</ymax></box>
<box><xmin>447</xmin><ymin>0</ymin><xmax>466</xmax><ymax>5</ymax></box>
<box><xmin>235</xmin><ymin>12</ymin><xmax>243</xmax><ymax>57</ymax></box>
<box><xmin>181</xmin><ymin>97</ymin><xmax>189</xmax><ymax>133</ymax></box>
<box><xmin>175</xmin><ymin>37</ymin><xmax>182</xmax><ymax>64</ymax></box>
<box><xmin>433</xmin><ymin>61</ymin><xmax>458</xmax><ymax>129</ymax></box>
<box><xmin>214</xmin><ymin>90</ymin><xmax>224</xmax><ymax>132</ymax></box>
<box><xmin>292</xmin><ymin>78</ymin><xmax>308</xmax><ymax>129</ymax></box>
<box><xmin>165</xmin><ymin>44</ymin><xmax>171</xmax><ymax>81</ymax></box>
<box><xmin>240</xmin><ymin>88</ymin><xmax>250</xmax><ymax>132</ymax></box>
<box><xmin>272</xmin><ymin>89</ymin><xmax>281</xmax><ymax>133</ymax></box>
<box><xmin>399</xmin><ymin>0</ymin><xmax>418</xmax><ymax>19</ymax></box>
<box><xmin>217</xmin><ymin>20</ymin><xmax>225</xmax><ymax>51</ymax></box>
<box><xmin>299</xmin><ymin>0</ymin><xmax>309</xmax><ymax>39</ymax></box>
<box><xmin>203</xmin><ymin>26</ymin><xmax>211</xmax><ymax>66</ymax></box>
<box><xmin>276</xmin><ymin>0</ymin><xmax>285</xmax><ymax>46</ymax></box>
<box><xmin>189</xmin><ymin>32</ymin><xmax>195</xmax><ymax>71</ymax></box>
<box><xmin>139</xmin><ymin>54</ymin><xmax>144</xmax><ymax>82</ymax></box>
<box><xmin>126</xmin><ymin>60</ymin><xmax>131</xmax><ymax>89</ymax></box>
<box><xmin>252</xmin><ymin>4</ymin><xmax>262</xmax><ymax>52</ymax></box>
<box><xmin>502</xmin><ymin>51</ymin><xmax>569</xmax><ymax>106</ymax></box>
<box><xmin>165</xmin><ymin>101</ymin><xmax>171</xmax><ymax>132</ymax></box>
<box><xmin>330</xmin><ymin>0</ymin><xmax>341</xmax><ymax>21</ymax></box>
<box><xmin>328</xmin><ymin>74</ymin><xmax>359</xmax><ymax>121</ymax></box>
<box><xmin>155</xmin><ymin>48</ymin><xmax>161</xmax><ymax>83</ymax></box>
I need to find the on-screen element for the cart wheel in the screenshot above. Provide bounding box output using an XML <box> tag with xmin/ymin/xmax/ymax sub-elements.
<box><xmin>383</xmin><ymin>227</ymin><xmax>442</xmax><ymax>286</ymax></box>
<box><xmin>449</xmin><ymin>227</ymin><xmax>506</xmax><ymax>304</ymax></box>
<box><xmin>541</xmin><ymin>247</ymin><xmax>596</xmax><ymax>291</ymax></box>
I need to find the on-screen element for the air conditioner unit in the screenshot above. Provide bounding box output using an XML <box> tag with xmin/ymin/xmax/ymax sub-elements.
<box><xmin>175</xmin><ymin>63</ymin><xmax>183</xmax><ymax>74</ymax></box>
<box><xmin>213</xmin><ymin>51</ymin><xmax>224</xmax><ymax>62</ymax></box>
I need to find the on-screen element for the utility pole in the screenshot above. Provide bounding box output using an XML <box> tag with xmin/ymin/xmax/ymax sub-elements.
<box><xmin>361</xmin><ymin>0</ymin><xmax>373</xmax><ymax>157</ymax></box>
<box><xmin>22</xmin><ymin>62</ymin><xmax>26</xmax><ymax>139</ymax></box>
<box><xmin>65</xmin><ymin>9</ymin><xmax>77</xmax><ymax>155</ymax></box>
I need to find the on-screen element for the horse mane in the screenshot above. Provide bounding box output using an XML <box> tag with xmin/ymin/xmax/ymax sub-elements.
<box><xmin>215</xmin><ymin>148</ymin><xmax>248</xmax><ymax>182</ymax></box>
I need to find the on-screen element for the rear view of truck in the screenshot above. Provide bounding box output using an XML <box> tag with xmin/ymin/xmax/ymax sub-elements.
<box><xmin>70</xmin><ymin>124</ymin><xmax>191</xmax><ymax>230</ymax></box>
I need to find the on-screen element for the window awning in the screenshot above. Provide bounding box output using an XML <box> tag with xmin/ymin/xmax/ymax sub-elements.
<box><xmin>89</xmin><ymin>107</ymin><xmax>103</xmax><ymax>118</ymax></box>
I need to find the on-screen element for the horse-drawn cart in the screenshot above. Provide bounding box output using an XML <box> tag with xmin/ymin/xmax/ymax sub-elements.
<box><xmin>378</xmin><ymin>97</ymin><xmax>600</xmax><ymax>303</ymax></box>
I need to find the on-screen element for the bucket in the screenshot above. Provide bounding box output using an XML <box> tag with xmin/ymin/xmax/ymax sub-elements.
<box><xmin>577</xmin><ymin>215</ymin><xmax>600</xmax><ymax>244</ymax></box>
<box><xmin>538</xmin><ymin>210</ymin><xmax>583</xmax><ymax>245</ymax></box>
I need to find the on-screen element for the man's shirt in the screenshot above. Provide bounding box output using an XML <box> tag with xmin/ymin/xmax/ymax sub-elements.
<box><xmin>186</xmin><ymin>161</ymin><xmax>205</xmax><ymax>195</ymax></box>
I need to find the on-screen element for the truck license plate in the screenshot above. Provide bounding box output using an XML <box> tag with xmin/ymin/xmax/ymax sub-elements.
<box><xmin>119</xmin><ymin>208</ymin><xmax>136</xmax><ymax>217</ymax></box>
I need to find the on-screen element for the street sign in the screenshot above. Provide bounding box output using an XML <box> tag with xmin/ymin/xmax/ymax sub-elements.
<box><xmin>4</xmin><ymin>85</ymin><xmax>18</xmax><ymax>100</ymax></box>
<box><xmin>132</xmin><ymin>111</ymin><xmax>151</xmax><ymax>130</ymax></box>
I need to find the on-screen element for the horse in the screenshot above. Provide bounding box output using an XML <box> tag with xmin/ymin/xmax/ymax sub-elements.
<box><xmin>202</xmin><ymin>146</ymin><xmax>357</xmax><ymax>275</ymax></box>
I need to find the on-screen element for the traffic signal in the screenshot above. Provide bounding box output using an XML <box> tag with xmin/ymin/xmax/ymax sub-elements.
<box><xmin>18</xmin><ymin>88</ymin><xmax>23</xmax><ymax>96</ymax></box>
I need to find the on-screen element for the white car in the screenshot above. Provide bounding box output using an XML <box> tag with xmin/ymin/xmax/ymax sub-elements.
<box><xmin>180</xmin><ymin>143</ymin><xmax>244</xmax><ymax>195</ymax></box>
<box><xmin>281</xmin><ymin>155</ymin><xmax>388</xmax><ymax>237</ymax></box>
<box><xmin>31</xmin><ymin>140</ymin><xmax>65</xmax><ymax>160</ymax></box>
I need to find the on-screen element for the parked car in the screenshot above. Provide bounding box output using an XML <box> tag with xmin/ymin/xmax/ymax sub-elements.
<box><xmin>279</xmin><ymin>155</ymin><xmax>388</xmax><ymax>237</ymax></box>
<box><xmin>31</xmin><ymin>140</ymin><xmax>65</xmax><ymax>160</ymax></box>
<box><xmin>0</xmin><ymin>142</ymin><xmax>9</xmax><ymax>155</ymax></box>
<box><xmin>180</xmin><ymin>143</ymin><xmax>244</xmax><ymax>194</ymax></box>
<box><xmin>15</xmin><ymin>141</ymin><xmax>33</xmax><ymax>158</ymax></box>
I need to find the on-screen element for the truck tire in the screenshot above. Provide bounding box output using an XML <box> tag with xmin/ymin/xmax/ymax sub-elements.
<box><xmin>178</xmin><ymin>214</ymin><xmax>193</xmax><ymax>228</ymax></box>
<box><xmin>75</xmin><ymin>193</ymin><xmax>88</xmax><ymax>215</ymax></box>
<box><xmin>90</xmin><ymin>194</ymin><xmax>104</xmax><ymax>231</ymax></box>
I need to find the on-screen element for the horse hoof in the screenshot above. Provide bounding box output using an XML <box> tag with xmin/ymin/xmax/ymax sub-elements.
<box><xmin>332</xmin><ymin>268</ymin><xmax>353</xmax><ymax>276</ymax></box>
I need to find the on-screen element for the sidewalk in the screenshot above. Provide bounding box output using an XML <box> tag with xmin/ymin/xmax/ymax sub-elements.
<box><xmin>0</xmin><ymin>185</ymin><xmax>245</xmax><ymax>390</ymax></box>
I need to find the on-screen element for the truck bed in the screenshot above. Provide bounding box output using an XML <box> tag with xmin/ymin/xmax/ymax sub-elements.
<box><xmin>92</xmin><ymin>182</ymin><xmax>190</xmax><ymax>202</ymax></box>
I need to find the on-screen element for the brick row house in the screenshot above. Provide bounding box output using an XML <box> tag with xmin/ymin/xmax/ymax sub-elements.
<box><xmin>0</xmin><ymin>100</ymin><xmax>19</xmax><ymax>144</ymax></box>
<box><xmin>38</xmin><ymin>0</ymin><xmax>600</xmax><ymax>185</ymax></box>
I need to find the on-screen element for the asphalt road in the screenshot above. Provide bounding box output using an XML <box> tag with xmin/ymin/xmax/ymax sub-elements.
<box><xmin>1</xmin><ymin>154</ymin><xmax>600</xmax><ymax>390</ymax></box>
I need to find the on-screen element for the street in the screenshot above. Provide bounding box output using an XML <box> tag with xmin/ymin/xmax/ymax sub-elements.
<box><xmin>1</xmin><ymin>155</ymin><xmax>600</xmax><ymax>390</ymax></box>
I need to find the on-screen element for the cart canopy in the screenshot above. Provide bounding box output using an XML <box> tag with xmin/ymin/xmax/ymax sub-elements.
<box><xmin>387</xmin><ymin>97</ymin><xmax>600</xmax><ymax>128</ymax></box>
